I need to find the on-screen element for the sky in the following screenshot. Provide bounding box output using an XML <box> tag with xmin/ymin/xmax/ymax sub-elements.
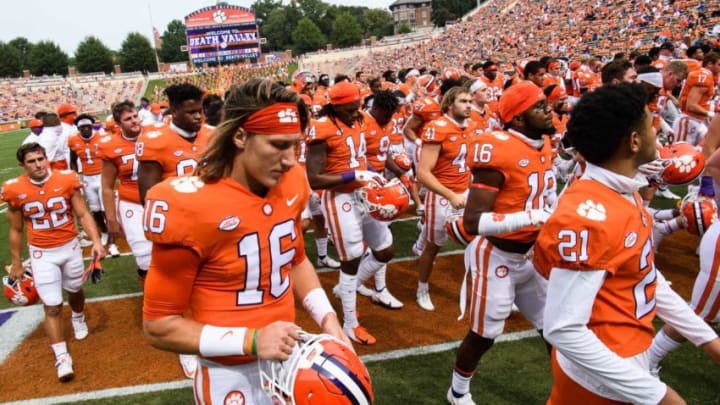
<box><xmin>0</xmin><ymin>0</ymin><xmax>394</xmax><ymax>55</ymax></box>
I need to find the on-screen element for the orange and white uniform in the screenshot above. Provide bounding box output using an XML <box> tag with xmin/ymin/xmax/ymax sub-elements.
<box><xmin>534</xmin><ymin>163</ymin><xmax>717</xmax><ymax>404</ymax></box>
<box><xmin>461</xmin><ymin>130</ymin><xmax>553</xmax><ymax>339</ymax></box>
<box><xmin>305</xmin><ymin>116</ymin><xmax>393</xmax><ymax>261</ymax></box>
<box><xmin>691</xmin><ymin>220</ymin><xmax>720</xmax><ymax>322</ymax></box>
<box><xmin>674</xmin><ymin>67</ymin><xmax>716</xmax><ymax>145</ymax></box>
<box><xmin>135</xmin><ymin>123</ymin><xmax>212</xmax><ymax>179</ymax></box>
<box><xmin>389</xmin><ymin>107</ymin><xmax>408</xmax><ymax>156</ymax></box>
<box><xmin>1</xmin><ymin>170</ymin><xmax>85</xmax><ymax>306</ymax></box>
<box><xmin>68</xmin><ymin>132</ymin><xmax>103</xmax><ymax>211</ymax></box>
<box><xmin>405</xmin><ymin>96</ymin><xmax>441</xmax><ymax>167</ymax></box>
<box><xmin>480</xmin><ymin>74</ymin><xmax>505</xmax><ymax>112</ymax></box>
<box><xmin>362</xmin><ymin>111</ymin><xmax>393</xmax><ymax>173</ymax></box>
<box><xmin>143</xmin><ymin>167</ymin><xmax>309</xmax><ymax>403</ymax></box>
<box><xmin>470</xmin><ymin>104</ymin><xmax>499</xmax><ymax>132</ymax></box>
<box><xmin>97</xmin><ymin>133</ymin><xmax>151</xmax><ymax>270</ymax></box>
<box><xmin>419</xmin><ymin>115</ymin><xmax>476</xmax><ymax>246</ymax></box>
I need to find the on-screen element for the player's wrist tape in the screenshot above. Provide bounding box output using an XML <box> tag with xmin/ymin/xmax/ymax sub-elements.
<box><xmin>477</xmin><ymin>210</ymin><xmax>541</xmax><ymax>236</ymax></box>
<box><xmin>341</xmin><ymin>171</ymin><xmax>356</xmax><ymax>184</ymax></box>
<box><xmin>303</xmin><ymin>287</ymin><xmax>335</xmax><ymax>327</ymax></box>
<box><xmin>199</xmin><ymin>325</ymin><xmax>249</xmax><ymax>357</ymax></box>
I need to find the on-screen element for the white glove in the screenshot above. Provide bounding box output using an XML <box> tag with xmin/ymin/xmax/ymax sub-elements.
<box><xmin>354</xmin><ymin>170</ymin><xmax>386</xmax><ymax>187</ymax></box>
<box><xmin>528</xmin><ymin>208</ymin><xmax>553</xmax><ymax>226</ymax></box>
<box><xmin>638</xmin><ymin>158</ymin><xmax>670</xmax><ymax>183</ymax></box>
<box><xmin>708</xmin><ymin>110</ymin><xmax>715</xmax><ymax>119</ymax></box>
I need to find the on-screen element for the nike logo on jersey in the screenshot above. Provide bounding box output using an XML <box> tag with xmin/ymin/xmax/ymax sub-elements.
<box><xmin>286</xmin><ymin>195</ymin><xmax>298</xmax><ymax>206</ymax></box>
<box><xmin>53</xmin><ymin>187</ymin><xmax>63</xmax><ymax>192</ymax></box>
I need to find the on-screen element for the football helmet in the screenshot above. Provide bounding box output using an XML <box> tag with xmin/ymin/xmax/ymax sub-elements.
<box><xmin>417</xmin><ymin>74</ymin><xmax>437</xmax><ymax>93</ymax></box>
<box><xmin>259</xmin><ymin>332</ymin><xmax>373</xmax><ymax>405</ymax></box>
<box><xmin>392</xmin><ymin>152</ymin><xmax>412</xmax><ymax>172</ymax></box>
<box><xmin>355</xmin><ymin>178</ymin><xmax>410</xmax><ymax>221</ymax></box>
<box><xmin>441</xmin><ymin>67</ymin><xmax>461</xmax><ymax>81</ymax></box>
<box><xmin>680</xmin><ymin>193</ymin><xmax>718</xmax><ymax>236</ymax></box>
<box><xmin>445</xmin><ymin>215</ymin><xmax>474</xmax><ymax>247</ymax></box>
<box><xmin>3</xmin><ymin>270</ymin><xmax>39</xmax><ymax>306</ymax></box>
<box><xmin>659</xmin><ymin>142</ymin><xmax>705</xmax><ymax>185</ymax></box>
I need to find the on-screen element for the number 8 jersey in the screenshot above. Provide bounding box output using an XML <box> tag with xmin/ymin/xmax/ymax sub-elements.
<box><xmin>533</xmin><ymin>178</ymin><xmax>657</xmax><ymax>357</ymax></box>
<box><xmin>1</xmin><ymin>170</ymin><xmax>81</xmax><ymax>248</ymax></box>
<box><xmin>142</xmin><ymin>165</ymin><xmax>309</xmax><ymax>365</ymax></box>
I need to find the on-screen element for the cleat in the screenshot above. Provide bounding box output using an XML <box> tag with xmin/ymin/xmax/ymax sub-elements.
<box><xmin>344</xmin><ymin>325</ymin><xmax>376</xmax><ymax>345</ymax></box>
<box><xmin>447</xmin><ymin>388</ymin><xmax>475</xmax><ymax>405</ymax></box>
<box><xmin>412</xmin><ymin>242</ymin><xmax>423</xmax><ymax>257</ymax></box>
<box><xmin>108</xmin><ymin>244</ymin><xmax>121</xmax><ymax>257</ymax></box>
<box><xmin>511</xmin><ymin>303</ymin><xmax>520</xmax><ymax>312</ymax></box>
<box><xmin>317</xmin><ymin>255</ymin><xmax>341</xmax><ymax>269</ymax></box>
<box><xmin>101</xmin><ymin>233</ymin><xmax>108</xmax><ymax>246</ymax></box>
<box><xmin>371</xmin><ymin>288</ymin><xmax>403</xmax><ymax>309</ymax></box>
<box><xmin>655</xmin><ymin>188</ymin><xmax>681</xmax><ymax>200</ymax></box>
<box><xmin>56</xmin><ymin>354</ymin><xmax>74</xmax><ymax>382</ymax></box>
<box><xmin>416</xmin><ymin>290</ymin><xmax>435</xmax><ymax>311</ymax></box>
<box><xmin>72</xmin><ymin>315</ymin><xmax>89</xmax><ymax>340</ymax></box>
<box><xmin>179</xmin><ymin>354</ymin><xmax>198</xmax><ymax>379</ymax></box>
<box><xmin>416</xmin><ymin>203</ymin><xmax>425</xmax><ymax>217</ymax></box>
<box><xmin>332</xmin><ymin>284</ymin><xmax>340</xmax><ymax>298</ymax></box>
<box><xmin>356</xmin><ymin>284</ymin><xmax>374</xmax><ymax>297</ymax></box>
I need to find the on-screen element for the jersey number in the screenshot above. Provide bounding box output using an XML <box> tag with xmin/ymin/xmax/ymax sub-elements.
<box><xmin>525</xmin><ymin>170</ymin><xmax>554</xmax><ymax>210</ymax></box>
<box><xmin>176</xmin><ymin>159</ymin><xmax>197</xmax><ymax>176</ymax></box>
<box><xmin>557</xmin><ymin>229</ymin><xmax>589</xmax><ymax>262</ymax></box>
<box><xmin>634</xmin><ymin>239</ymin><xmax>656</xmax><ymax>319</ymax></box>
<box><xmin>451</xmin><ymin>143</ymin><xmax>468</xmax><ymax>173</ymax></box>
<box><xmin>346</xmin><ymin>134</ymin><xmax>367</xmax><ymax>169</ymax></box>
<box><xmin>236</xmin><ymin>220</ymin><xmax>295</xmax><ymax>305</ymax></box>
<box><xmin>24</xmin><ymin>197</ymin><xmax>70</xmax><ymax>230</ymax></box>
<box><xmin>121</xmin><ymin>154</ymin><xmax>139</xmax><ymax>181</ymax></box>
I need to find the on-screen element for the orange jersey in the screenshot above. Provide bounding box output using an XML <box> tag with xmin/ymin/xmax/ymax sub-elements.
<box><xmin>390</xmin><ymin>106</ymin><xmax>409</xmax><ymax>146</ymax></box>
<box><xmin>306</xmin><ymin>116</ymin><xmax>367</xmax><ymax>192</ymax></box>
<box><xmin>534</xmin><ymin>178</ymin><xmax>657</xmax><ymax>357</ymax></box>
<box><xmin>312</xmin><ymin>86</ymin><xmax>329</xmax><ymax>108</ymax></box>
<box><xmin>411</xmin><ymin>96</ymin><xmax>442</xmax><ymax>135</ymax></box>
<box><xmin>362</xmin><ymin>111</ymin><xmax>394</xmax><ymax>172</ymax></box>
<box><xmin>680</xmin><ymin>67</ymin><xmax>716</xmax><ymax>119</ymax></box>
<box><xmin>97</xmin><ymin>133</ymin><xmax>140</xmax><ymax>204</ymax></box>
<box><xmin>135</xmin><ymin>124</ymin><xmax>212</xmax><ymax>179</ymax></box>
<box><xmin>67</xmin><ymin>133</ymin><xmax>103</xmax><ymax>176</ymax></box>
<box><xmin>143</xmin><ymin>165</ymin><xmax>309</xmax><ymax>366</ymax></box>
<box><xmin>468</xmin><ymin>130</ymin><xmax>554</xmax><ymax>243</ymax></box>
<box><xmin>469</xmin><ymin>104</ymin><xmax>496</xmax><ymax>132</ymax></box>
<box><xmin>480</xmin><ymin>74</ymin><xmax>505</xmax><ymax>105</ymax></box>
<box><xmin>1</xmin><ymin>170</ymin><xmax>81</xmax><ymax>248</ymax></box>
<box><xmin>421</xmin><ymin>116</ymin><xmax>477</xmax><ymax>193</ymax></box>
<box><xmin>550</xmin><ymin>113</ymin><xmax>568</xmax><ymax>158</ymax></box>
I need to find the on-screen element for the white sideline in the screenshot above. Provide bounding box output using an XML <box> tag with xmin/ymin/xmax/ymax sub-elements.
<box><xmin>5</xmin><ymin>329</ymin><xmax>539</xmax><ymax>405</ymax></box>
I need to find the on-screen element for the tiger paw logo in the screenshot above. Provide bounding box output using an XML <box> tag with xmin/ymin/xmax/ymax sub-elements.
<box><xmin>491</xmin><ymin>213</ymin><xmax>506</xmax><ymax>221</ymax></box>
<box><xmin>278</xmin><ymin>108</ymin><xmax>298</xmax><ymax>124</ymax></box>
<box><xmin>673</xmin><ymin>155</ymin><xmax>698</xmax><ymax>173</ymax></box>
<box><xmin>213</xmin><ymin>10</ymin><xmax>227</xmax><ymax>24</ymax></box>
<box><xmin>577</xmin><ymin>199</ymin><xmax>606</xmax><ymax>221</ymax></box>
<box><xmin>223</xmin><ymin>391</ymin><xmax>245</xmax><ymax>405</ymax></box>
<box><xmin>170</xmin><ymin>176</ymin><xmax>205</xmax><ymax>193</ymax></box>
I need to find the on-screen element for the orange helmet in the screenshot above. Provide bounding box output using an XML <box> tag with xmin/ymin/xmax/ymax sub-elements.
<box><xmin>681</xmin><ymin>193</ymin><xmax>717</xmax><ymax>236</ymax></box>
<box><xmin>659</xmin><ymin>142</ymin><xmax>704</xmax><ymax>185</ymax></box>
<box><xmin>355</xmin><ymin>178</ymin><xmax>410</xmax><ymax>221</ymax></box>
<box><xmin>28</xmin><ymin>119</ymin><xmax>43</xmax><ymax>129</ymax></box>
<box><xmin>446</xmin><ymin>215</ymin><xmax>474</xmax><ymax>247</ymax></box>
<box><xmin>260</xmin><ymin>332</ymin><xmax>373</xmax><ymax>405</ymax></box>
<box><xmin>441</xmin><ymin>67</ymin><xmax>461</xmax><ymax>81</ymax></box>
<box><xmin>3</xmin><ymin>269</ymin><xmax>39</xmax><ymax>306</ymax></box>
<box><xmin>393</xmin><ymin>152</ymin><xmax>412</xmax><ymax>172</ymax></box>
<box><xmin>104</xmin><ymin>115</ymin><xmax>117</xmax><ymax>133</ymax></box>
<box><xmin>417</xmin><ymin>74</ymin><xmax>437</xmax><ymax>93</ymax></box>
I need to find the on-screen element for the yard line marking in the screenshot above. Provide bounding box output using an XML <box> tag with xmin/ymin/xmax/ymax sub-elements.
<box><xmin>5</xmin><ymin>329</ymin><xmax>538</xmax><ymax>405</ymax></box>
<box><xmin>0</xmin><ymin>305</ymin><xmax>44</xmax><ymax>364</ymax></box>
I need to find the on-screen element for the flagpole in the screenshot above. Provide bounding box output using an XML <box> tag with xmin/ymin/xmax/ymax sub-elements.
<box><xmin>148</xmin><ymin>3</ymin><xmax>162</xmax><ymax>73</ymax></box>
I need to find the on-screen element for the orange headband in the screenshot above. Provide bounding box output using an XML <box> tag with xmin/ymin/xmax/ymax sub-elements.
<box><xmin>243</xmin><ymin>103</ymin><xmax>301</xmax><ymax>135</ymax></box>
<box><xmin>498</xmin><ymin>81</ymin><xmax>545</xmax><ymax>123</ymax></box>
<box><xmin>329</xmin><ymin>81</ymin><xmax>360</xmax><ymax>105</ymax></box>
<box><xmin>547</xmin><ymin>85</ymin><xmax>567</xmax><ymax>103</ymax></box>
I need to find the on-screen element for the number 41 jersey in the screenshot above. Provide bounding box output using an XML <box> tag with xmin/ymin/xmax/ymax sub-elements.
<box><xmin>143</xmin><ymin>165</ymin><xmax>310</xmax><ymax>362</ymax></box>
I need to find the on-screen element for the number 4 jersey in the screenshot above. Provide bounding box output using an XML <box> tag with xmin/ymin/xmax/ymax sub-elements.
<box><xmin>533</xmin><ymin>178</ymin><xmax>657</xmax><ymax>357</ymax></box>
<box><xmin>142</xmin><ymin>165</ymin><xmax>309</xmax><ymax>364</ymax></box>
<box><xmin>1</xmin><ymin>170</ymin><xmax>81</xmax><ymax>248</ymax></box>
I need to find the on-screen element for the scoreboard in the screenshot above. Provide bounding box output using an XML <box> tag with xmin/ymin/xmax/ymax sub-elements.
<box><xmin>185</xmin><ymin>5</ymin><xmax>261</xmax><ymax>64</ymax></box>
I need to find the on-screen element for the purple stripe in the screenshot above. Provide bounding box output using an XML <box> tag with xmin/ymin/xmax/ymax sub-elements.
<box><xmin>0</xmin><ymin>310</ymin><xmax>16</xmax><ymax>327</ymax></box>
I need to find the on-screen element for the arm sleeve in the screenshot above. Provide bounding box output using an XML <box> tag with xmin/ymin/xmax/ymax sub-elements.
<box><xmin>544</xmin><ymin>268</ymin><xmax>667</xmax><ymax>405</ymax></box>
<box><xmin>143</xmin><ymin>243</ymin><xmax>202</xmax><ymax>320</ymax></box>
<box><xmin>655</xmin><ymin>270</ymin><xmax>718</xmax><ymax>346</ymax></box>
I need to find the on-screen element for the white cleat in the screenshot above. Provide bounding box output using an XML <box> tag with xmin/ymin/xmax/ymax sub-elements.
<box><xmin>371</xmin><ymin>288</ymin><xmax>403</xmax><ymax>309</ymax></box>
<box><xmin>101</xmin><ymin>233</ymin><xmax>108</xmax><ymax>246</ymax></box>
<box><xmin>447</xmin><ymin>388</ymin><xmax>475</xmax><ymax>405</ymax></box>
<box><xmin>108</xmin><ymin>243</ymin><xmax>121</xmax><ymax>257</ymax></box>
<box><xmin>416</xmin><ymin>290</ymin><xmax>435</xmax><ymax>311</ymax></box>
<box><xmin>412</xmin><ymin>242</ymin><xmax>423</xmax><ymax>257</ymax></box>
<box><xmin>416</xmin><ymin>203</ymin><xmax>425</xmax><ymax>217</ymax></box>
<box><xmin>72</xmin><ymin>315</ymin><xmax>89</xmax><ymax>340</ymax></box>
<box><xmin>317</xmin><ymin>255</ymin><xmax>341</xmax><ymax>269</ymax></box>
<box><xmin>56</xmin><ymin>354</ymin><xmax>74</xmax><ymax>382</ymax></box>
<box><xmin>356</xmin><ymin>284</ymin><xmax>375</xmax><ymax>297</ymax></box>
<box><xmin>179</xmin><ymin>354</ymin><xmax>198</xmax><ymax>379</ymax></box>
<box><xmin>655</xmin><ymin>188</ymin><xmax>681</xmax><ymax>200</ymax></box>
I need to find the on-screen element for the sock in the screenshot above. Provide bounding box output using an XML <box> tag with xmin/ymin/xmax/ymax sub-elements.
<box><xmin>450</xmin><ymin>367</ymin><xmax>474</xmax><ymax>397</ymax></box>
<box><xmin>415</xmin><ymin>234</ymin><xmax>426</xmax><ymax>253</ymax></box>
<box><xmin>316</xmin><ymin>237</ymin><xmax>328</xmax><ymax>258</ymax></box>
<box><xmin>51</xmin><ymin>342</ymin><xmax>68</xmax><ymax>359</ymax></box>
<box><xmin>357</xmin><ymin>252</ymin><xmax>384</xmax><ymax>285</ymax></box>
<box><xmin>374</xmin><ymin>264</ymin><xmax>388</xmax><ymax>292</ymax></box>
<box><xmin>418</xmin><ymin>281</ymin><xmax>429</xmax><ymax>294</ymax></box>
<box><xmin>71</xmin><ymin>311</ymin><xmax>84</xmax><ymax>320</ymax></box>
<box><xmin>648</xmin><ymin>330</ymin><xmax>682</xmax><ymax>369</ymax></box>
<box><xmin>339</xmin><ymin>272</ymin><xmax>358</xmax><ymax>328</ymax></box>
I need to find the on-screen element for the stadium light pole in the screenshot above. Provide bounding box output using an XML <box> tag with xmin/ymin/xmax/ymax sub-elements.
<box><xmin>148</xmin><ymin>3</ymin><xmax>162</xmax><ymax>73</ymax></box>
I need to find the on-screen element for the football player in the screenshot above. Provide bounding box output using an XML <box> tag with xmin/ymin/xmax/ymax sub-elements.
<box><xmin>447</xmin><ymin>82</ymin><xmax>554</xmax><ymax>404</ymax></box>
<box><xmin>534</xmin><ymin>83</ymin><xmax>720</xmax><ymax>404</ymax></box>
<box><xmin>142</xmin><ymin>79</ymin><xmax>348</xmax><ymax>404</ymax></box>
<box><xmin>673</xmin><ymin>52</ymin><xmax>720</xmax><ymax>147</ymax></box>
<box><xmin>414</xmin><ymin>87</ymin><xmax>477</xmax><ymax>312</ymax></box>
<box><xmin>2</xmin><ymin>142</ymin><xmax>105</xmax><ymax>382</ymax></box>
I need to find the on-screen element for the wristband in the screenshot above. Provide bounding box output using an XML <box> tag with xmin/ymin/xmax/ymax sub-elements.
<box><xmin>341</xmin><ymin>171</ymin><xmax>356</xmax><ymax>184</ymax></box>
<box><xmin>250</xmin><ymin>329</ymin><xmax>258</xmax><ymax>356</ymax></box>
<box><xmin>699</xmin><ymin>176</ymin><xmax>716</xmax><ymax>196</ymax></box>
<box><xmin>414</xmin><ymin>138</ymin><xmax>422</xmax><ymax>146</ymax></box>
<box><xmin>199</xmin><ymin>325</ymin><xmax>248</xmax><ymax>357</ymax></box>
<box><xmin>303</xmin><ymin>287</ymin><xmax>335</xmax><ymax>327</ymax></box>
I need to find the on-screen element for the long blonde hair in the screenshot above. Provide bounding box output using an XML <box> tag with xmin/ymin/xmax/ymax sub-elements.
<box><xmin>197</xmin><ymin>78</ymin><xmax>309</xmax><ymax>183</ymax></box>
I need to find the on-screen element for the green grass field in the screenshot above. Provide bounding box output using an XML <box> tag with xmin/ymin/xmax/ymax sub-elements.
<box><xmin>1</xmin><ymin>127</ymin><xmax>718</xmax><ymax>404</ymax></box>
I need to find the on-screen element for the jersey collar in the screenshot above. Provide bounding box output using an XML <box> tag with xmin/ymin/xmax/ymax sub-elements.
<box><xmin>507</xmin><ymin>129</ymin><xmax>545</xmax><ymax>149</ymax></box>
<box><xmin>582</xmin><ymin>162</ymin><xmax>648</xmax><ymax>195</ymax></box>
<box><xmin>170</xmin><ymin>121</ymin><xmax>197</xmax><ymax>139</ymax></box>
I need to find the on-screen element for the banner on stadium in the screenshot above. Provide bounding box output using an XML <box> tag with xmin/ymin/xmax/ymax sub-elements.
<box><xmin>185</xmin><ymin>5</ymin><xmax>261</xmax><ymax>65</ymax></box>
